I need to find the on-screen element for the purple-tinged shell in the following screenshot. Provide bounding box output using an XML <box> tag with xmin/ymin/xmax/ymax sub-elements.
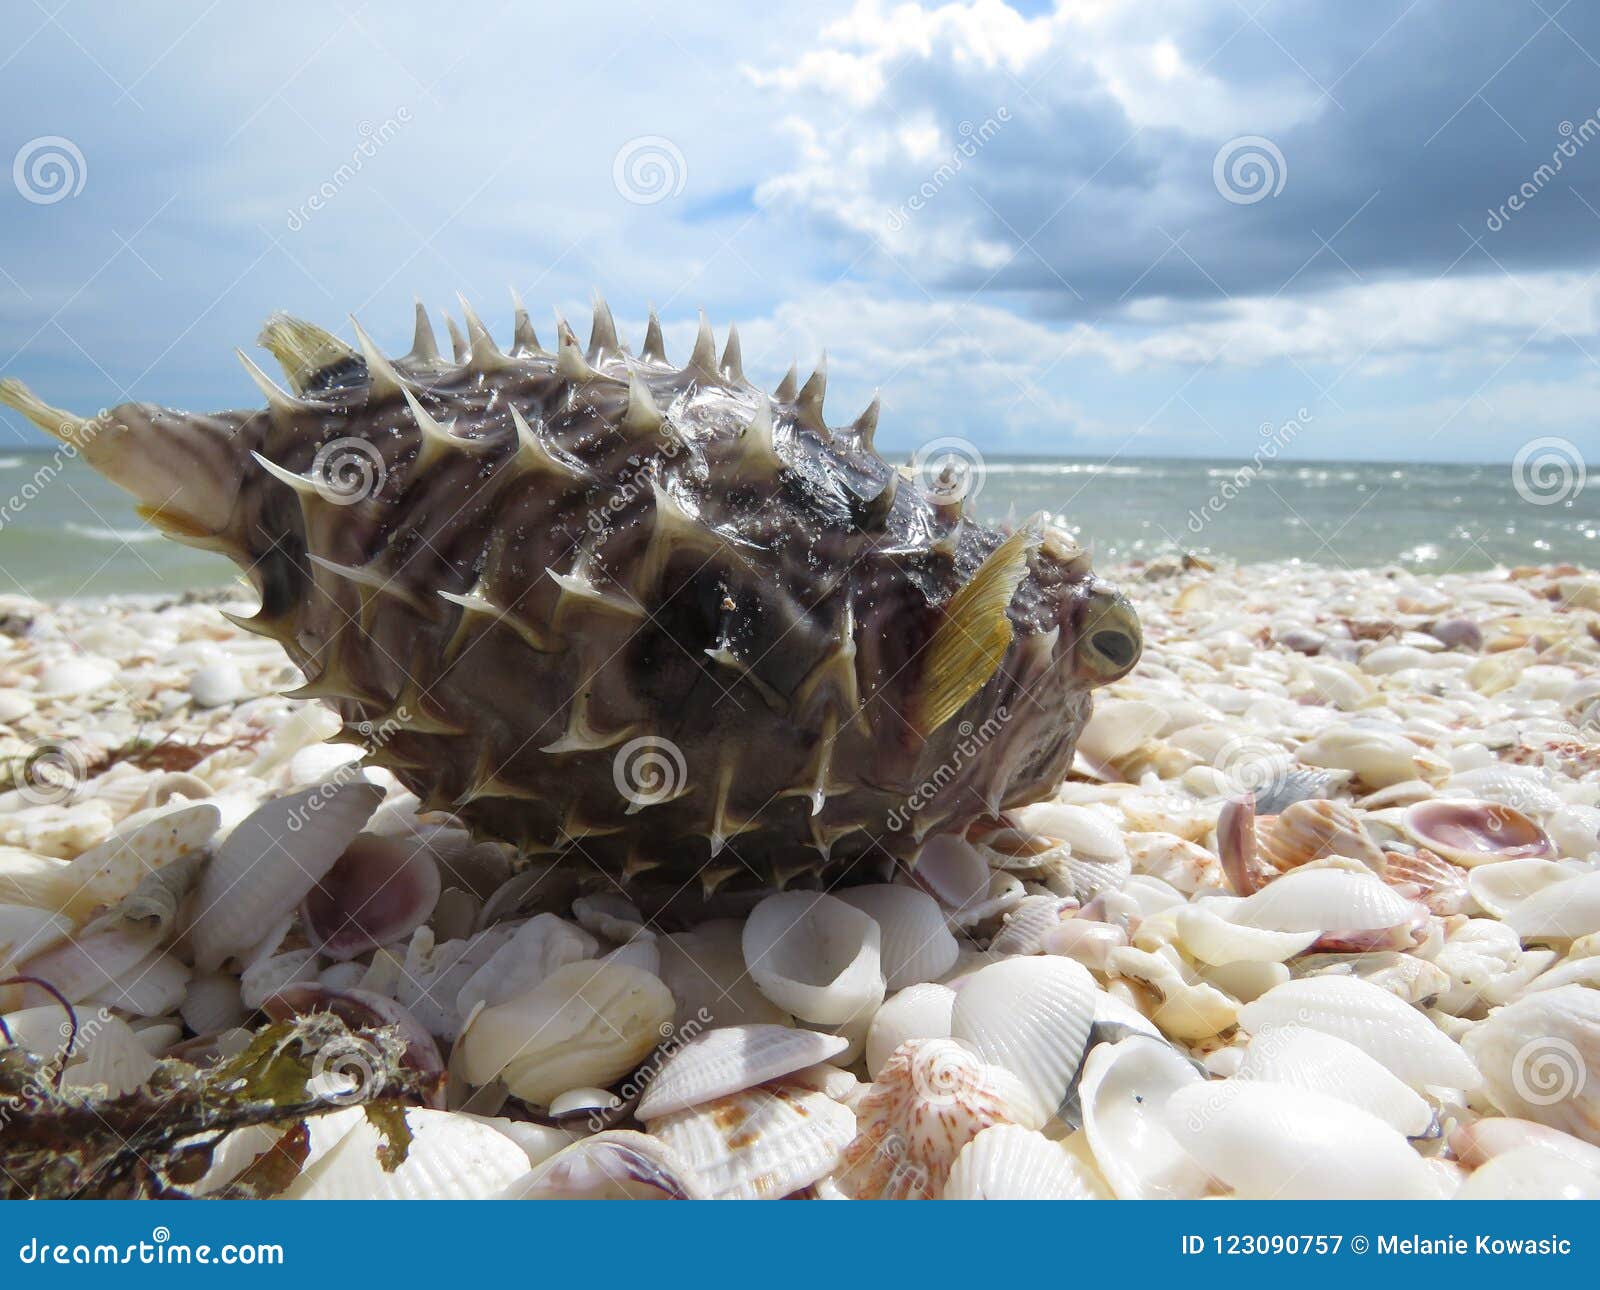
<box><xmin>1403</xmin><ymin>798</ymin><xmax>1555</xmax><ymax>867</ymax></box>
<box><xmin>300</xmin><ymin>832</ymin><xmax>441</xmax><ymax>960</ymax></box>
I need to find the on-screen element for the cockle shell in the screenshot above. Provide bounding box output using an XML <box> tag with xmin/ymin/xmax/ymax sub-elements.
<box><xmin>1496</xmin><ymin>870</ymin><xmax>1600</xmax><ymax>942</ymax></box>
<box><xmin>1382</xmin><ymin>846</ymin><xmax>1469</xmax><ymax>915</ymax></box>
<box><xmin>648</xmin><ymin>1083</ymin><xmax>856</xmax><ymax>1200</ymax></box>
<box><xmin>836</xmin><ymin>1037</ymin><xmax>1043</xmax><ymax>1199</ymax></box>
<box><xmin>1078</xmin><ymin>1035</ymin><xmax>1210</xmax><ymax>1200</ymax></box>
<box><xmin>942</xmin><ymin>1124</ymin><xmax>1101</xmax><ymax>1200</ymax></box>
<box><xmin>742</xmin><ymin>892</ymin><xmax>885</xmax><ymax>1027</ymax></box>
<box><xmin>455</xmin><ymin>959</ymin><xmax>675</xmax><ymax>1106</ymax></box>
<box><xmin>1236</xmin><ymin>1024</ymin><xmax>1432</xmax><ymax>1136</ymax></box>
<box><xmin>1256</xmin><ymin>798</ymin><xmax>1385</xmax><ymax>872</ymax></box>
<box><xmin>1</xmin><ymin>301</ymin><xmax>1141</xmax><ymax>885</ymax></box>
<box><xmin>1461</xmin><ymin>986</ymin><xmax>1600</xmax><ymax>1144</ymax></box>
<box><xmin>635</xmin><ymin>1023</ymin><xmax>849</xmax><ymax>1119</ymax></box>
<box><xmin>836</xmin><ymin>885</ymin><xmax>958</xmax><ymax>990</ymax></box>
<box><xmin>1404</xmin><ymin>798</ymin><xmax>1554</xmax><ymax>867</ymax></box>
<box><xmin>1228</xmin><ymin>868</ymin><xmax>1424</xmax><ymax>948</ymax></box>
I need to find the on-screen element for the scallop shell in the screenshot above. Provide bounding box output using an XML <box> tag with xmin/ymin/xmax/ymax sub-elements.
<box><xmin>500</xmin><ymin>1129</ymin><xmax>709</xmax><ymax>1200</ymax></box>
<box><xmin>1461</xmin><ymin>986</ymin><xmax>1600</xmax><ymax>1143</ymax></box>
<box><xmin>649</xmin><ymin>1083</ymin><xmax>855</xmax><ymax>1200</ymax></box>
<box><xmin>949</xmin><ymin>956</ymin><xmax>1096</xmax><ymax>1122</ymax></box>
<box><xmin>636</xmin><ymin>1023</ymin><xmax>849</xmax><ymax>1120</ymax></box>
<box><xmin>989</xmin><ymin>894</ymin><xmax>1071</xmax><ymax>955</ymax></box>
<box><xmin>301</xmin><ymin>831</ymin><xmax>441</xmax><ymax>961</ymax></box>
<box><xmin>1238</xmin><ymin>976</ymin><xmax>1480</xmax><ymax>1092</ymax></box>
<box><xmin>1256</xmin><ymin>798</ymin><xmax>1385</xmax><ymax>872</ymax></box>
<box><xmin>283</xmin><ymin>1108</ymin><xmax>529</xmax><ymax>1199</ymax></box>
<box><xmin>456</xmin><ymin>960</ymin><xmax>675</xmax><ymax>1107</ymax></box>
<box><xmin>1404</xmin><ymin>798</ymin><xmax>1554</xmax><ymax>868</ymax></box>
<box><xmin>942</xmin><ymin>1124</ymin><xmax>1101</xmax><ymax>1200</ymax></box>
<box><xmin>836</xmin><ymin>1037</ymin><xmax>1043</xmax><ymax>1199</ymax></box>
<box><xmin>742</xmin><ymin>891</ymin><xmax>885</xmax><ymax>1026</ymax></box>
<box><xmin>187</xmin><ymin>779</ymin><xmax>384</xmax><ymax>971</ymax></box>
<box><xmin>866</xmin><ymin>982</ymin><xmax>956</xmax><ymax>1079</ymax></box>
<box><xmin>1078</xmin><ymin>1035</ymin><xmax>1210</xmax><ymax>1200</ymax></box>
<box><xmin>1163</xmin><ymin>1080</ymin><xmax>1440</xmax><ymax>1199</ymax></box>
<box><xmin>1236</xmin><ymin>1024</ymin><xmax>1432</xmax><ymax>1136</ymax></box>
<box><xmin>836</xmin><ymin>885</ymin><xmax>958</xmax><ymax>990</ymax></box>
<box><xmin>1382</xmin><ymin>846</ymin><xmax>1469</xmax><ymax>915</ymax></box>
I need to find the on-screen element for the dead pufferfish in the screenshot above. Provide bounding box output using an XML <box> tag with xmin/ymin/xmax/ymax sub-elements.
<box><xmin>0</xmin><ymin>297</ymin><xmax>1140</xmax><ymax>890</ymax></box>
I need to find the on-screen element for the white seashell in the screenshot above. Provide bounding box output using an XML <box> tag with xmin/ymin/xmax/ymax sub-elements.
<box><xmin>287</xmin><ymin>743</ymin><xmax>362</xmax><ymax>787</ymax></box>
<box><xmin>1174</xmin><ymin>904</ymin><xmax>1318</xmax><ymax>966</ymax></box>
<box><xmin>0</xmin><ymin>849</ymin><xmax>79</xmax><ymax>914</ymax></box>
<box><xmin>601</xmin><ymin>934</ymin><xmax>660</xmax><ymax>976</ymax></box>
<box><xmin>657</xmin><ymin>923</ymin><xmax>789</xmax><ymax>1030</ymax></box>
<box><xmin>1077</xmin><ymin>698</ymin><xmax>1166</xmax><ymax>764</ymax></box>
<box><xmin>238</xmin><ymin>947</ymin><xmax>319</xmax><ymax>1011</ymax></box>
<box><xmin>836</xmin><ymin>885</ymin><xmax>958</xmax><ymax>989</ymax></box>
<box><xmin>636</xmin><ymin>1024</ymin><xmax>849</xmax><ymax>1120</ymax></box>
<box><xmin>943</xmin><ymin>1124</ymin><xmax>1100</xmax><ymax>1200</ymax></box>
<box><xmin>1164</xmin><ymin>1080</ymin><xmax>1440</xmax><ymax>1198</ymax></box>
<box><xmin>1296</xmin><ymin>725</ymin><xmax>1433</xmax><ymax>789</ymax></box>
<box><xmin>989</xmin><ymin>894</ymin><xmax>1070</xmax><ymax>955</ymax></box>
<box><xmin>1236</xmin><ymin>1025</ymin><xmax>1432</xmax><ymax>1136</ymax></box>
<box><xmin>283</xmin><ymin>1108</ymin><xmax>529</xmax><ymax>1199</ymax></box>
<box><xmin>63</xmin><ymin>801</ymin><xmax>220</xmax><ymax>917</ymax></box>
<box><xmin>188</xmin><ymin>660</ymin><xmax>247</xmax><ymax>708</ymax></box>
<box><xmin>1079</xmin><ymin>1036</ymin><xmax>1211</xmax><ymax>1200</ymax></box>
<box><xmin>836</xmin><ymin>1037</ymin><xmax>1043</xmax><ymax>1199</ymax></box>
<box><xmin>1042</xmin><ymin>917</ymin><xmax>1127</xmax><ymax>970</ymax></box>
<box><xmin>949</xmin><ymin>956</ymin><xmax>1096</xmax><ymax>1122</ymax></box>
<box><xmin>1450</xmin><ymin>1115</ymin><xmax>1600</xmax><ymax>1172</ymax></box>
<box><xmin>910</xmin><ymin>834</ymin><xmax>990</xmax><ymax>910</ymax></box>
<box><xmin>548</xmin><ymin>1086</ymin><xmax>623</xmax><ymax>1117</ymax></box>
<box><xmin>501</xmin><ymin>1129</ymin><xmax>710</xmax><ymax>1199</ymax></box>
<box><xmin>1466</xmin><ymin>858</ymin><xmax>1572</xmax><ymax>918</ymax></box>
<box><xmin>456</xmin><ymin>960</ymin><xmax>674</xmax><ymax>1106</ymax></box>
<box><xmin>89</xmin><ymin>948</ymin><xmax>190</xmax><ymax>1016</ymax></box>
<box><xmin>1256</xmin><ymin>798</ymin><xmax>1385</xmax><ymax>872</ymax></box>
<box><xmin>1125</xmin><ymin>831</ymin><xmax>1225</xmax><ymax>894</ymax></box>
<box><xmin>1239</xmin><ymin>976</ymin><xmax>1480</xmax><ymax>1092</ymax></box>
<box><xmin>1014</xmin><ymin>801</ymin><xmax>1128</xmax><ymax>863</ymax></box>
<box><xmin>1231</xmin><ymin>868</ymin><xmax>1421</xmax><ymax>940</ymax></box>
<box><xmin>742</xmin><ymin>892</ymin><xmax>884</xmax><ymax>1027</ymax></box>
<box><xmin>0</xmin><ymin>689</ymin><xmax>33</xmax><ymax>723</ymax></box>
<box><xmin>1461</xmin><ymin>986</ymin><xmax>1600</xmax><ymax>1143</ymax></box>
<box><xmin>866</xmin><ymin>982</ymin><xmax>956</xmax><ymax>1079</ymax></box>
<box><xmin>60</xmin><ymin>1015</ymin><xmax>157</xmax><ymax>1097</ymax></box>
<box><xmin>14</xmin><ymin>920</ymin><xmax>162</xmax><ymax>1006</ymax></box>
<box><xmin>650</xmin><ymin>1083</ymin><xmax>855</xmax><ymax>1200</ymax></box>
<box><xmin>946</xmin><ymin>871</ymin><xmax>1026</xmax><ymax>929</ymax></box>
<box><xmin>1499</xmin><ymin>870</ymin><xmax>1600</xmax><ymax>942</ymax></box>
<box><xmin>36</xmin><ymin>656</ymin><xmax>115</xmax><ymax>698</ymax></box>
<box><xmin>454</xmin><ymin>913</ymin><xmax>598</xmax><ymax>1021</ymax></box>
<box><xmin>1106</xmin><ymin>945</ymin><xmax>1238</xmax><ymax>1043</ymax></box>
<box><xmin>180</xmin><ymin>972</ymin><xmax>247</xmax><ymax>1035</ymax></box>
<box><xmin>0</xmin><ymin>903</ymin><xmax>72</xmax><ymax>967</ymax></box>
<box><xmin>187</xmin><ymin>779</ymin><xmax>383</xmax><ymax>971</ymax></box>
<box><xmin>1455</xmin><ymin>1144</ymin><xmax>1600</xmax><ymax>1200</ymax></box>
<box><xmin>572</xmin><ymin>892</ymin><xmax>646</xmax><ymax>943</ymax></box>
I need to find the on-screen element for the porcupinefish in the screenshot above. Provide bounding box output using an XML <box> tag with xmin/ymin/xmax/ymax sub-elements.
<box><xmin>0</xmin><ymin>297</ymin><xmax>1140</xmax><ymax>890</ymax></box>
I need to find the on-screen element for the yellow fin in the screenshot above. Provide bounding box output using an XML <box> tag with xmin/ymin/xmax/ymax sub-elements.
<box><xmin>257</xmin><ymin>314</ymin><xmax>355</xmax><ymax>393</ymax></box>
<box><xmin>908</xmin><ymin>528</ymin><xmax>1036</xmax><ymax>739</ymax></box>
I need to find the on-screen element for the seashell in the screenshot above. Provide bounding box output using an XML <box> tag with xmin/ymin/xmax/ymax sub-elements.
<box><xmin>454</xmin><ymin>913</ymin><xmax>599</xmax><ymax>1021</ymax></box>
<box><xmin>9</xmin><ymin>801</ymin><xmax>115</xmax><ymax>860</ymax></box>
<box><xmin>836</xmin><ymin>1037</ymin><xmax>1043</xmax><ymax>1199</ymax></box>
<box><xmin>572</xmin><ymin>893</ymin><xmax>646</xmax><ymax>943</ymax></box>
<box><xmin>1296</xmin><ymin>724</ymin><xmax>1438</xmax><ymax>790</ymax></box>
<box><xmin>1404</xmin><ymin>798</ymin><xmax>1554</xmax><ymax>868</ymax></box>
<box><xmin>649</xmin><ymin>1083</ymin><xmax>855</xmax><ymax>1200</ymax></box>
<box><xmin>1236</xmin><ymin>1024</ymin><xmax>1431</xmax><ymax>1136</ymax></box>
<box><xmin>1013</xmin><ymin>801</ymin><xmax>1128</xmax><ymax>864</ymax></box>
<box><xmin>866</xmin><ymin>982</ymin><xmax>956</xmax><ymax>1079</ymax></box>
<box><xmin>1447</xmin><ymin>764</ymin><xmax>1564</xmax><ymax>817</ymax></box>
<box><xmin>1455</xmin><ymin>1144</ymin><xmax>1600</xmax><ymax>1199</ymax></box>
<box><xmin>455</xmin><ymin>960</ymin><xmax>674</xmax><ymax>1107</ymax></box>
<box><xmin>548</xmin><ymin>1086</ymin><xmax>623</xmax><ymax>1118</ymax></box>
<box><xmin>1105</xmin><ymin>945</ymin><xmax>1239</xmax><ymax>1043</ymax></box>
<box><xmin>0</xmin><ymin>849</ymin><xmax>79</xmax><ymax>915</ymax></box>
<box><xmin>943</xmin><ymin>1124</ymin><xmax>1100</xmax><ymax>1200</ymax></box>
<box><xmin>1041</xmin><ymin>916</ymin><xmax>1127</xmax><ymax>970</ymax></box>
<box><xmin>36</xmin><ymin>656</ymin><xmax>115</xmax><ymax>698</ymax></box>
<box><xmin>910</xmin><ymin>833</ymin><xmax>991</xmax><ymax>911</ymax></box>
<box><xmin>601</xmin><ymin>934</ymin><xmax>660</xmax><ymax>976</ymax></box>
<box><xmin>1125</xmin><ymin>831</ymin><xmax>1224</xmax><ymax>894</ymax></box>
<box><xmin>657</xmin><ymin>922</ymin><xmax>789</xmax><ymax>1030</ymax></box>
<box><xmin>944</xmin><ymin>871</ymin><xmax>1026</xmax><ymax>931</ymax></box>
<box><xmin>1252</xmin><ymin>768</ymin><xmax>1339</xmax><ymax>815</ymax></box>
<box><xmin>1163</xmin><ymin>1080</ymin><xmax>1440</xmax><ymax>1199</ymax></box>
<box><xmin>60</xmin><ymin>1015</ymin><xmax>158</xmax><ymax>1098</ymax></box>
<box><xmin>1497</xmin><ymin>871</ymin><xmax>1600</xmax><ymax>943</ymax></box>
<box><xmin>62</xmin><ymin>801</ymin><xmax>220</xmax><ymax>920</ymax></box>
<box><xmin>949</xmin><ymin>956</ymin><xmax>1096</xmax><ymax>1122</ymax></box>
<box><xmin>1257</xmin><ymin>798</ymin><xmax>1385</xmax><ymax>872</ymax></box>
<box><xmin>1239</xmin><ymin>976</ymin><xmax>1480</xmax><ymax>1092</ymax></box>
<box><xmin>989</xmin><ymin>894</ymin><xmax>1071</xmax><ymax>955</ymax></box>
<box><xmin>836</xmin><ymin>885</ymin><xmax>958</xmax><ymax>990</ymax></box>
<box><xmin>188</xmin><ymin>659</ymin><xmax>247</xmax><ymax>708</ymax></box>
<box><xmin>13</xmin><ymin>919</ymin><xmax>163</xmax><ymax>1006</ymax></box>
<box><xmin>284</xmin><ymin>1107</ymin><xmax>529</xmax><ymax>1199</ymax></box>
<box><xmin>301</xmin><ymin>831</ymin><xmax>441</xmax><ymax>960</ymax></box>
<box><xmin>0</xmin><ymin>903</ymin><xmax>72</xmax><ymax>967</ymax></box>
<box><xmin>187</xmin><ymin>778</ymin><xmax>384</xmax><ymax>971</ymax></box>
<box><xmin>89</xmin><ymin>948</ymin><xmax>190</xmax><ymax>1017</ymax></box>
<box><xmin>742</xmin><ymin>892</ymin><xmax>884</xmax><ymax>1027</ymax></box>
<box><xmin>1174</xmin><ymin>904</ymin><xmax>1318</xmax><ymax>966</ymax></box>
<box><xmin>1215</xmin><ymin>794</ymin><xmax>1267</xmax><ymax>895</ymax></box>
<box><xmin>636</xmin><ymin>1023</ymin><xmax>849</xmax><ymax>1120</ymax></box>
<box><xmin>180</xmin><ymin>971</ymin><xmax>247</xmax><ymax>1035</ymax></box>
<box><xmin>501</xmin><ymin>1129</ymin><xmax>710</xmax><ymax>1200</ymax></box>
<box><xmin>1449</xmin><ymin>1115</ymin><xmax>1600</xmax><ymax>1172</ymax></box>
<box><xmin>1462</xmin><ymin>986</ymin><xmax>1600</xmax><ymax>1143</ymax></box>
<box><xmin>1428</xmin><ymin>617</ymin><xmax>1483</xmax><ymax>651</ymax></box>
<box><xmin>1078</xmin><ymin>1035</ymin><xmax>1210</xmax><ymax>1199</ymax></box>
<box><xmin>1466</xmin><ymin>858</ymin><xmax>1573</xmax><ymax>919</ymax></box>
<box><xmin>1382</xmin><ymin>846</ymin><xmax>1469</xmax><ymax>915</ymax></box>
<box><xmin>1230</xmin><ymin>868</ymin><xmax>1423</xmax><ymax>948</ymax></box>
<box><xmin>1076</xmin><ymin>698</ymin><xmax>1166</xmax><ymax>764</ymax></box>
<box><xmin>1548</xmin><ymin>805</ymin><xmax>1600</xmax><ymax>860</ymax></box>
<box><xmin>135</xmin><ymin>771</ymin><xmax>213</xmax><ymax>811</ymax></box>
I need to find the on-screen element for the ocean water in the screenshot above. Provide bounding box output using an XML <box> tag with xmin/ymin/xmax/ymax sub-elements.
<box><xmin>0</xmin><ymin>453</ymin><xmax>1592</xmax><ymax>600</ymax></box>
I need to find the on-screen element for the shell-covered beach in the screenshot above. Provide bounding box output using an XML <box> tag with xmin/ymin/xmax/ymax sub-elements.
<box><xmin>2</xmin><ymin>557</ymin><xmax>1596</xmax><ymax>1199</ymax></box>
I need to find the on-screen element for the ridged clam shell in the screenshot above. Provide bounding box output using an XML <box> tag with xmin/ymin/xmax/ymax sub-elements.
<box><xmin>1455</xmin><ymin>1144</ymin><xmax>1600</xmax><ymax>1199</ymax></box>
<box><xmin>1174</xmin><ymin>904</ymin><xmax>1318</xmax><ymax>965</ymax></box>
<box><xmin>636</xmin><ymin>1023</ymin><xmax>849</xmax><ymax>1120</ymax></box>
<box><xmin>457</xmin><ymin>960</ymin><xmax>674</xmax><ymax>1107</ymax></box>
<box><xmin>650</xmin><ymin>1083</ymin><xmax>855</xmax><ymax>1200</ymax></box>
<box><xmin>1231</xmin><ymin>868</ymin><xmax>1421</xmax><ymax>939</ymax></box>
<box><xmin>837</xmin><ymin>885</ymin><xmax>958</xmax><ymax>990</ymax></box>
<box><xmin>284</xmin><ymin>1108</ymin><xmax>529</xmax><ymax>1199</ymax></box>
<box><xmin>1237</xmin><ymin>1024</ymin><xmax>1432</xmax><ymax>1136</ymax></box>
<box><xmin>1164</xmin><ymin>1080</ymin><xmax>1439</xmax><ymax>1199</ymax></box>
<box><xmin>1404</xmin><ymin>797</ymin><xmax>1554</xmax><ymax>868</ymax></box>
<box><xmin>60</xmin><ymin>1015</ymin><xmax>158</xmax><ymax>1098</ymax></box>
<box><xmin>949</xmin><ymin>956</ymin><xmax>1096</xmax><ymax>1121</ymax></box>
<box><xmin>1239</xmin><ymin>976</ymin><xmax>1480</xmax><ymax>1092</ymax></box>
<box><xmin>1079</xmin><ymin>1035</ymin><xmax>1210</xmax><ymax>1200</ymax></box>
<box><xmin>943</xmin><ymin>1124</ymin><xmax>1100</xmax><ymax>1200</ymax></box>
<box><xmin>301</xmin><ymin>832</ymin><xmax>441</xmax><ymax>961</ymax></box>
<box><xmin>837</xmin><ymin>1037</ymin><xmax>1043</xmax><ymax>1199</ymax></box>
<box><xmin>1382</xmin><ymin>846</ymin><xmax>1469</xmax><ymax>915</ymax></box>
<box><xmin>179</xmin><ymin>971</ymin><xmax>247</xmax><ymax>1035</ymax></box>
<box><xmin>989</xmin><ymin>894</ymin><xmax>1071</xmax><ymax>956</ymax></box>
<box><xmin>1013</xmin><ymin>801</ymin><xmax>1129</xmax><ymax>863</ymax></box>
<box><xmin>188</xmin><ymin>779</ymin><xmax>384</xmax><ymax>971</ymax></box>
<box><xmin>1256</xmin><ymin>798</ymin><xmax>1384</xmax><ymax>872</ymax></box>
<box><xmin>1461</xmin><ymin>986</ymin><xmax>1600</xmax><ymax>1142</ymax></box>
<box><xmin>742</xmin><ymin>892</ymin><xmax>884</xmax><ymax>1026</ymax></box>
<box><xmin>501</xmin><ymin>1129</ymin><xmax>710</xmax><ymax>1200</ymax></box>
<box><xmin>866</xmin><ymin>982</ymin><xmax>956</xmax><ymax>1079</ymax></box>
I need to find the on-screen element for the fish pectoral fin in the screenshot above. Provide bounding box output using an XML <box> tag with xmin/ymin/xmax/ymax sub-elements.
<box><xmin>907</xmin><ymin>527</ymin><xmax>1037</xmax><ymax>739</ymax></box>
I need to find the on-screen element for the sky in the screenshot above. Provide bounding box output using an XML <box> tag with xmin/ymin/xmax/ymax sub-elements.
<box><xmin>1</xmin><ymin>0</ymin><xmax>1598</xmax><ymax>462</ymax></box>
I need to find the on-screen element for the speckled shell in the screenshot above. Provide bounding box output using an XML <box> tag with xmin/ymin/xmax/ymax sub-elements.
<box><xmin>1</xmin><ymin>300</ymin><xmax>1140</xmax><ymax>886</ymax></box>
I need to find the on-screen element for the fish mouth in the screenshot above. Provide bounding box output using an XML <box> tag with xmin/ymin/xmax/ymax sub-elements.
<box><xmin>1072</xmin><ymin>585</ymin><xmax>1142</xmax><ymax>684</ymax></box>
